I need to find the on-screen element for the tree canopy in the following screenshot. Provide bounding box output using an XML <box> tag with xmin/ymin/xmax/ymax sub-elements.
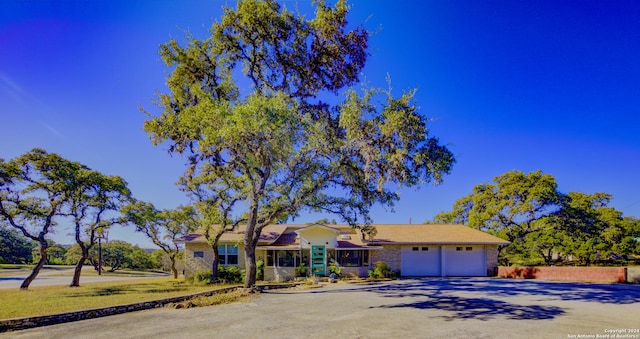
<box><xmin>143</xmin><ymin>0</ymin><xmax>455</xmax><ymax>287</ymax></box>
<box><xmin>123</xmin><ymin>201</ymin><xmax>198</xmax><ymax>278</ymax></box>
<box><xmin>0</xmin><ymin>148</ymin><xmax>131</xmax><ymax>289</ymax></box>
<box><xmin>434</xmin><ymin>170</ymin><xmax>640</xmax><ymax>265</ymax></box>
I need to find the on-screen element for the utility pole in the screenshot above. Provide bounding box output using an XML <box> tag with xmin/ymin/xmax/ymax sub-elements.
<box><xmin>98</xmin><ymin>236</ymin><xmax>102</xmax><ymax>276</ymax></box>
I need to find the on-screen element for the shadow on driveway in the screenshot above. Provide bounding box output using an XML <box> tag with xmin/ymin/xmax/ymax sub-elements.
<box><xmin>279</xmin><ymin>278</ymin><xmax>640</xmax><ymax>321</ymax></box>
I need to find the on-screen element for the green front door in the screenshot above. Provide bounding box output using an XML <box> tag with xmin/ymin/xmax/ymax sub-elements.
<box><xmin>311</xmin><ymin>246</ymin><xmax>326</xmax><ymax>276</ymax></box>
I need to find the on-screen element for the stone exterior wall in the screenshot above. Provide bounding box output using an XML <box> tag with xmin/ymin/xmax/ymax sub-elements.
<box><xmin>340</xmin><ymin>266</ymin><xmax>369</xmax><ymax>278</ymax></box>
<box><xmin>370</xmin><ymin>246</ymin><xmax>401</xmax><ymax>275</ymax></box>
<box><xmin>184</xmin><ymin>242</ymin><xmax>245</xmax><ymax>276</ymax></box>
<box><xmin>627</xmin><ymin>267</ymin><xmax>640</xmax><ymax>284</ymax></box>
<box><xmin>485</xmin><ymin>245</ymin><xmax>499</xmax><ymax>276</ymax></box>
<box><xmin>264</xmin><ymin>267</ymin><xmax>296</xmax><ymax>281</ymax></box>
<box><xmin>185</xmin><ymin>243</ymin><xmax>213</xmax><ymax>276</ymax></box>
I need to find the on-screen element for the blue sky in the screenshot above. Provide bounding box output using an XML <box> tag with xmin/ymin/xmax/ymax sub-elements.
<box><xmin>1</xmin><ymin>1</ymin><xmax>639</xmax><ymax>247</ymax></box>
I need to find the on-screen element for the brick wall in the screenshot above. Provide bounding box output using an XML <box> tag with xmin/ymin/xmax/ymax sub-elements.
<box><xmin>498</xmin><ymin>266</ymin><xmax>627</xmax><ymax>283</ymax></box>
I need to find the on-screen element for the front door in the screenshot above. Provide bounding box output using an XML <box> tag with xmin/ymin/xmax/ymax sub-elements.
<box><xmin>311</xmin><ymin>245</ymin><xmax>326</xmax><ymax>275</ymax></box>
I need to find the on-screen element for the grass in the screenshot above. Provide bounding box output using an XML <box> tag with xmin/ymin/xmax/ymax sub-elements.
<box><xmin>0</xmin><ymin>277</ymin><xmax>237</xmax><ymax>320</ymax></box>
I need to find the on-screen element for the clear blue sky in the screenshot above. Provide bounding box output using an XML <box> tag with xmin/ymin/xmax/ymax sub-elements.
<box><xmin>1</xmin><ymin>1</ymin><xmax>639</xmax><ymax>247</ymax></box>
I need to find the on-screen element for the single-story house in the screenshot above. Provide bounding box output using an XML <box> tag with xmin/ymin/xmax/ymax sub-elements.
<box><xmin>179</xmin><ymin>223</ymin><xmax>510</xmax><ymax>281</ymax></box>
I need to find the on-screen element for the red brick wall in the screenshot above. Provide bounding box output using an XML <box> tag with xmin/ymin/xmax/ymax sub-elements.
<box><xmin>498</xmin><ymin>266</ymin><xmax>626</xmax><ymax>283</ymax></box>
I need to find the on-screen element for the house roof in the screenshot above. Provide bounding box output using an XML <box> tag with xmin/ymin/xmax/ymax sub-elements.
<box><xmin>369</xmin><ymin>224</ymin><xmax>510</xmax><ymax>245</ymax></box>
<box><xmin>178</xmin><ymin>223</ymin><xmax>509</xmax><ymax>247</ymax></box>
<box><xmin>176</xmin><ymin>224</ymin><xmax>289</xmax><ymax>245</ymax></box>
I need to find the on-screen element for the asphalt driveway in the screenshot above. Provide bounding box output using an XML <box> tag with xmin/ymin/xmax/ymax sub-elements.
<box><xmin>3</xmin><ymin>278</ymin><xmax>640</xmax><ymax>339</ymax></box>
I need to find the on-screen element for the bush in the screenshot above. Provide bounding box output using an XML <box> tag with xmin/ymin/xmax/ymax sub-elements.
<box><xmin>368</xmin><ymin>261</ymin><xmax>396</xmax><ymax>279</ymax></box>
<box><xmin>218</xmin><ymin>265</ymin><xmax>244</xmax><ymax>284</ymax></box>
<box><xmin>186</xmin><ymin>270</ymin><xmax>213</xmax><ymax>285</ymax></box>
<box><xmin>294</xmin><ymin>263</ymin><xmax>309</xmax><ymax>277</ymax></box>
<box><xmin>256</xmin><ymin>259</ymin><xmax>264</xmax><ymax>281</ymax></box>
<box><xmin>328</xmin><ymin>261</ymin><xmax>341</xmax><ymax>276</ymax></box>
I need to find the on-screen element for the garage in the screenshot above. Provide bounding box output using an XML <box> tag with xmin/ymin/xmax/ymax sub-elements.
<box><xmin>401</xmin><ymin>245</ymin><xmax>441</xmax><ymax>276</ymax></box>
<box><xmin>400</xmin><ymin>245</ymin><xmax>488</xmax><ymax>277</ymax></box>
<box><xmin>442</xmin><ymin>245</ymin><xmax>487</xmax><ymax>277</ymax></box>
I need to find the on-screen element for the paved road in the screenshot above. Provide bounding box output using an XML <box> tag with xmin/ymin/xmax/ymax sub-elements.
<box><xmin>3</xmin><ymin>278</ymin><xmax>640</xmax><ymax>339</ymax></box>
<box><xmin>0</xmin><ymin>267</ymin><xmax>167</xmax><ymax>289</ymax></box>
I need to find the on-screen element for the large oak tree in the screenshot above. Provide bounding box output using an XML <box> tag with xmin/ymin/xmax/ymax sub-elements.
<box><xmin>143</xmin><ymin>0</ymin><xmax>455</xmax><ymax>288</ymax></box>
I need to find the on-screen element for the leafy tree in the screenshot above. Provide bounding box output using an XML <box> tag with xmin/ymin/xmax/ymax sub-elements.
<box><xmin>553</xmin><ymin>192</ymin><xmax>639</xmax><ymax>264</ymax></box>
<box><xmin>0</xmin><ymin>149</ymin><xmax>86</xmax><ymax>289</ymax></box>
<box><xmin>0</xmin><ymin>225</ymin><xmax>35</xmax><ymax>264</ymax></box>
<box><xmin>433</xmin><ymin>170</ymin><xmax>562</xmax><ymax>264</ymax></box>
<box><xmin>99</xmin><ymin>240</ymin><xmax>156</xmax><ymax>272</ymax></box>
<box><xmin>143</xmin><ymin>0</ymin><xmax>454</xmax><ymax>288</ymax></box>
<box><xmin>122</xmin><ymin>202</ymin><xmax>198</xmax><ymax>278</ymax></box>
<box><xmin>66</xmin><ymin>170</ymin><xmax>130</xmax><ymax>287</ymax></box>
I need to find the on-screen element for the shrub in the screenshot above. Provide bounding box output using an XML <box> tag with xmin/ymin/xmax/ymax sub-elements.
<box><xmin>368</xmin><ymin>261</ymin><xmax>396</xmax><ymax>279</ymax></box>
<box><xmin>256</xmin><ymin>259</ymin><xmax>264</xmax><ymax>281</ymax></box>
<box><xmin>328</xmin><ymin>261</ymin><xmax>341</xmax><ymax>276</ymax></box>
<box><xmin>186</xmin><ymin>269</ymin><xmax>213</xmax><ymax>285</ymax></box>
<box><xmin>294</xmin><ymin>263</ymin><xmax>309</xmax><ymax>277</ymax></box>
<box><xmin>218</xmin><ymin>265</ymin><xmax>244</xmax><ymax>284</ymax></box>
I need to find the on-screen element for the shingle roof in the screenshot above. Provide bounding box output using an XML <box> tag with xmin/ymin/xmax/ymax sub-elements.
<box><xmin>177</xmin><ymin>223</ymin><xmax>508</xmax><ymax>246</ymax></box>
<box><xmin>369</xmin><ymin>224</ymin><xmax>510</xmax><ymax>245</ymax></box>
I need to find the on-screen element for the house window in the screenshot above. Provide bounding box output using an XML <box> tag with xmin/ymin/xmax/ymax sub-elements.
<box><xmin>218</xmin><ymin>244</ymin><xmax>239</xmax><ymax>265</ymax></box>
<box><xmin>278</xmin><ymin>250</ymin><xmax>300</xmax><ymax>267</ymax></box>
<box><xmin>412</xmin><ymin>247</ymin><xmax>419</xmax><ymax>251</ymax></box>
<box><xmin>194</xmin><ymin>251</ymin><xmax>204</xmax><ymax>258</ymax></box>
<box><xmin>466</xmin><ymin>247</ymin><xmax>473</xmax><ymax>251</ymax></box>
<box><xmin>266</xmin><ymin>250</ymin><xmax>300</xmax><ymax>267</ymax></box>
<box><xmin>337</xmin><ymin>250</ymin><xmax>369</xmax><ymax>267</ymax></box>
<box><xmin>421</xmin><ymin>247</ymin><xmax>429</xmax><ymax>251</ymax></box>
<box><xmin>266</xmin><ymin>250</ymin><xmax>275</xmax><ymax>267</ymax></box>
<box><xmin>456</xmin><ymin>247</ymin><xmax>463</xmax><ymax>251</ymax></box>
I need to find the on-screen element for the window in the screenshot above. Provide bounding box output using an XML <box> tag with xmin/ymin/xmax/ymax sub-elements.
<box><xmin>421</xmin><ymin>247</ymin><xmax>429</xmax><ymax>251</ymax></box>
<box><xmin>466</xmin><ymin>247</ymin><xmax>473</xmax><ymax>251</ymax></box>
<box><xmin>337</xmin><ymin>250</ymin><xmax>369</xmax><ymax>267</ymax></box>
<box><xmin>194</xmin><ymin>251</ymin><xmax>204</xmax><ymax>258</ymax></box>
<box><xmin>266</xmin><ymin>250</ymin><xmax>301</xmax><ymax>267</ymax></box>
<box><xmin>412</xmin><ymin>247</ymin><xmax>419</xmax><ymax>251</ymax></box>
<box><xmin>456</xmin><ymin>247</ymin><xmax>463</xmax><ymax>251</ymax></box>
<box><xmin>278</xmin><ymin>250</ymin><xmax>300</xmax><ymax>267</ymax></box>
<box><xmin>218</xmin><ymin>244</ymin><xmax>239</xmax><ymax>265</ymax></box>
<box><xmin>266</xmin><ymin>250</ymin><xmax>275</xmax><ymax>267</ymax></box>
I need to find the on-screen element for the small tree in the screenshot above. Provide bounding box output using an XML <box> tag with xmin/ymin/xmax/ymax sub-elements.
<box><xmin>0</xmin><ymin>149</ymin><xmax>85</xmax><ymax>289</ymax></box>
<box><xmin>66</xmin><ymin>170</ymin><xmax>130</xmax><ymax>287</ymax></box>
<box><xmin>123</xmin><ymin>201</ymin><xmax>199</xmax><ymax>278</ymax></box>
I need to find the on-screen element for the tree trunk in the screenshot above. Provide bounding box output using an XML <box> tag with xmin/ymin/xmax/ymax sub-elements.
<box><xmin>20</xmin><ymin>241</ymin><xmax>48</xmax><ymax>290</ymax></box>
<box><xmin>170</xmin><ymin>255</ymin><xmax>178</xmax><ymax>279</ymax></box>
<box><xmin>211</xmin><ymin>245</ymin><xmax>219</xmax><ymax>282</ymax></box>
<box><xmin>70</xmin><ymin>244</ymin><xmax>89</xmax><ymax>287</ymax></box>
<box><xmin>70</xmin><ymin>253</ymin><xmax>88</xmax><ymax>287</ymax></box>
<box><xmin>244</xmin><ymin>240</ymin><xmax>257</xmax><ymax>289</ymax></box>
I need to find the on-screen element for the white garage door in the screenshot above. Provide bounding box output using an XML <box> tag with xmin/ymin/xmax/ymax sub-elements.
<box><xmin>401</xmin><ymin>246</ymin><xmax>441</xmax><ymax>276</ymax></box>
<box><xmin>444</xmin><ymin>245</ymin><xmax>486</xmax><ymax>276</ymax></box>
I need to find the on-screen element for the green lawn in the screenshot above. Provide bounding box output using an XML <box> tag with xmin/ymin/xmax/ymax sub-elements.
<box><xmin>0</xmin><ymin>277</ymin><xmax>233</xmax><ymax>320</ymax></box>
